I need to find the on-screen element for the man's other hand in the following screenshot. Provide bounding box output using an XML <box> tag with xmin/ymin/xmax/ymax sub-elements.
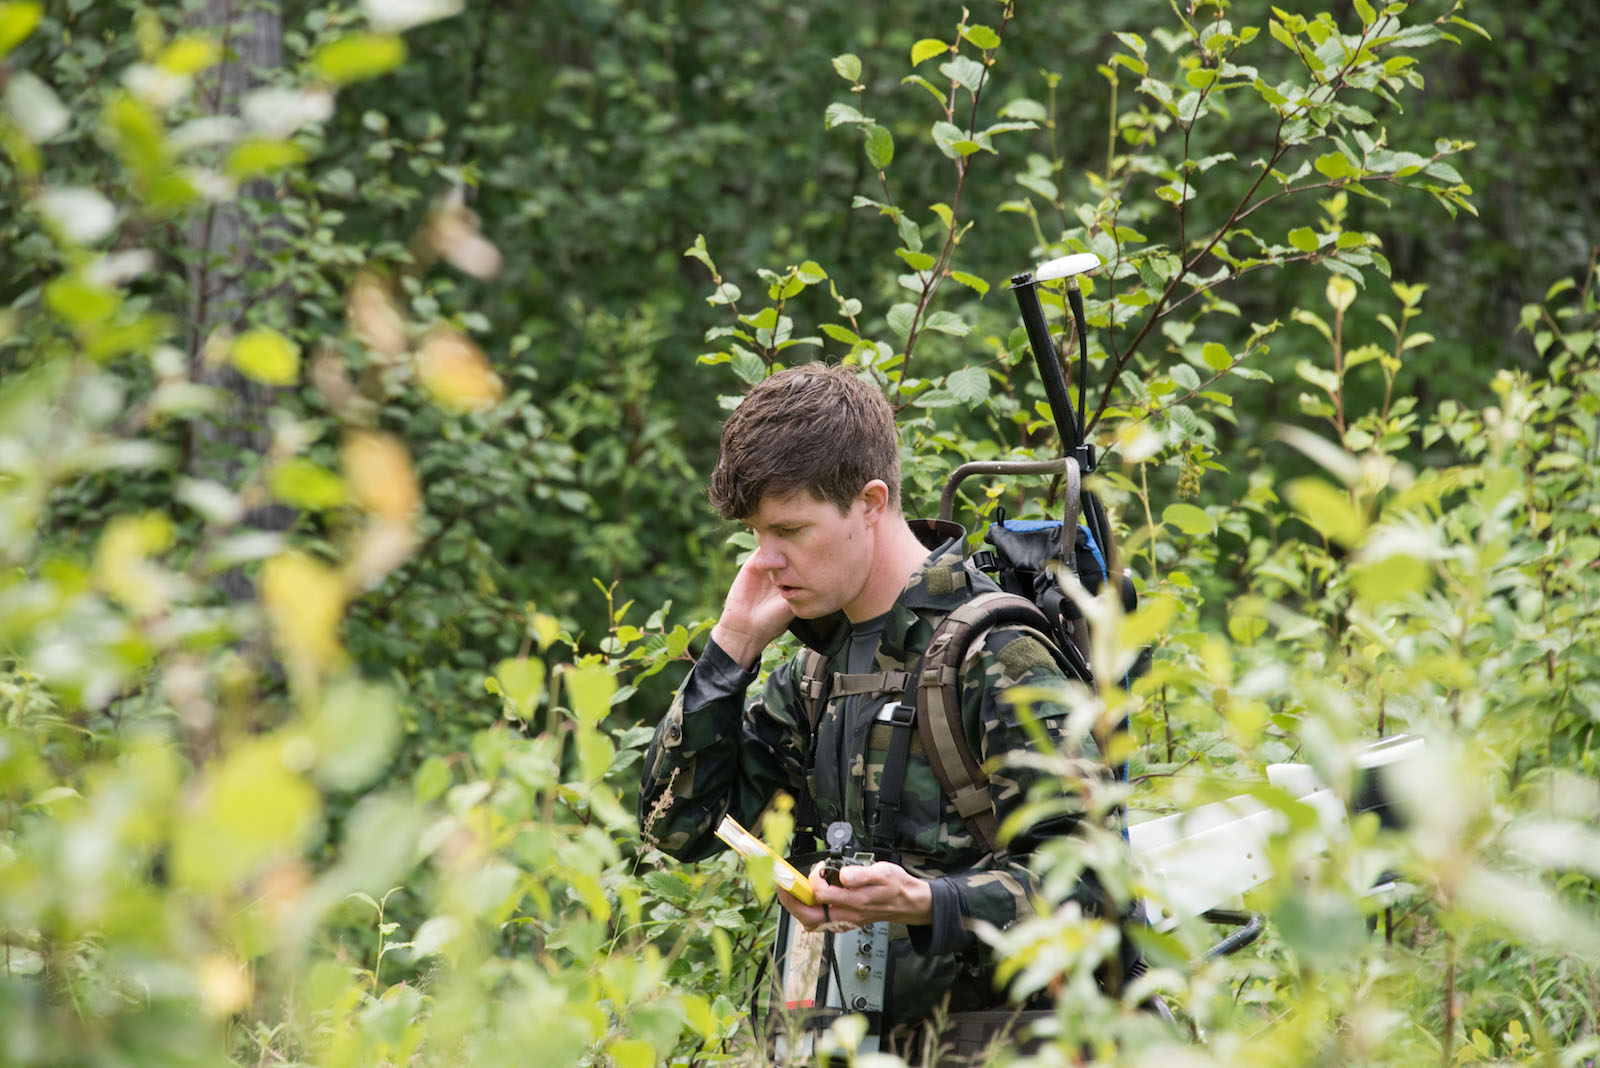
<box><xmin>710</xmin><ymin>551</ymin><xmax>795</xmax><ymax>669</ymax></box>
<box><xmin>775</xmin><ymin>860</ymin><xmax>933</xmax><ymax>931</ymax></box>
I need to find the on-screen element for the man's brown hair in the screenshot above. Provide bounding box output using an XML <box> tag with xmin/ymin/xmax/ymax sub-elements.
<box><xmin>707</xmin><ymin>362</ymin><xmax>901</xmax><ymax>520</ymax></box>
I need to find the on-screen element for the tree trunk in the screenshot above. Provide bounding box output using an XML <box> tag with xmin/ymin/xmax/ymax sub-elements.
<box><xmin>183</xmin><ymin>0</ymin><xmax>294</xmax><ymax>593</ymax></box>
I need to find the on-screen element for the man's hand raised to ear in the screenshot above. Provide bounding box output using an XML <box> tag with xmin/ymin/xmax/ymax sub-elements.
<box><xmin>709</xmin><ymin>550</ymin><xmax>794</xmax><ymax>670</ymax></box>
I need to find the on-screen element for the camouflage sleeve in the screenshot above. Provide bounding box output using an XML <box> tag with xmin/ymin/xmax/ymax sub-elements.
<box><xmin>913</xmin><ymin>624</ymin><xmax>1092</xmax><ymax>956</ymax></box>
<box><xmin>637</xmin><ymin>637</ymin><xmax>812</xmax><ymax>862</ymax></box>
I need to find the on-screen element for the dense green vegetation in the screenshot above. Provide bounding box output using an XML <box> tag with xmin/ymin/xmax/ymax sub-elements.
<box><xmin>2</xmin><ymin>0</ymin><xmax>1597</xmax><ymax>1064</ymax></box>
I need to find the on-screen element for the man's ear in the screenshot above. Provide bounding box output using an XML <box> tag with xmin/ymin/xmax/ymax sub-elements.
<box><xmin>857</xmin><ymin>479</ymin><xmax>891</xmax><ymax>524</ymax></box>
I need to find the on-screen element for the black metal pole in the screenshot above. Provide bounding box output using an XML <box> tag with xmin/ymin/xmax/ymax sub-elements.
<box><xmin>1010</xmin><ymin>272</ymin><xmax>1081</xmax><ymax>457</ymax></box>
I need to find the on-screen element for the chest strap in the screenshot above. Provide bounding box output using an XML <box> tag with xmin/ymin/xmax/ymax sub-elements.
<box><xmin>829</xmin><ymin>670</ymin><xmax>911</xmax><ymax>697</ymax></box>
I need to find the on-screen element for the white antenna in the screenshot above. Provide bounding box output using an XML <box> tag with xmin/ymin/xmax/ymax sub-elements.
<box><xmin>1033</xmin><ymin>252</ymin><xmax>1102</xmax><ymax>282</ymax></box>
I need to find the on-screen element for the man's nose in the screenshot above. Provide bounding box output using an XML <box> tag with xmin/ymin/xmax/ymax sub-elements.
<box><xmin>750</xmin><ymin>539</ymin><xmax>786</xmax><ymax>571</ymax></box>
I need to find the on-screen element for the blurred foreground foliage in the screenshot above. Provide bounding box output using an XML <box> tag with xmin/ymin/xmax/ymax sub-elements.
<box><xmin>1</xmin><ymin>0</ymin><xmax>1598</xmax><ymax>1065</ymax></box>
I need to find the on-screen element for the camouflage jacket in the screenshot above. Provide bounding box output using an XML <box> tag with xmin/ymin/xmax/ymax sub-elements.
<box><xmin>638</xmin><ymin>528</ymin><xmax>1090</xmax><ymax>1023</ymax></box>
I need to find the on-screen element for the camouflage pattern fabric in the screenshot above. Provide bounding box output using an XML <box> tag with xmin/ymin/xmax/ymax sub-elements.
<box><xmin>638</xmin><ymin>533</ymin><xmax>1096</xmax><ymax>1025</ymax></box>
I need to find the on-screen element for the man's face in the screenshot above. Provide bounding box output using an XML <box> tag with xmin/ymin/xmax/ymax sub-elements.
<box><xmin>743</xmin><ymin>488</ymin><xmax>876</xmax><ymax>621</ymax></box>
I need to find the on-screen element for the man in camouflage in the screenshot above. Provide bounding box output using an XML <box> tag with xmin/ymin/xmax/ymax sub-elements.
<box><xmin>638</xmin><ymin>362</ymin><xmax>1091</xmax><ymax>1046</ymax></box>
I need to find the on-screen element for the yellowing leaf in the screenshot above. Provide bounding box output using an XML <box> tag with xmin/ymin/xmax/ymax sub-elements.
<box><xmin>566</xmin><ymin>663</ymin><xmax>617</xmax><ymax>728</ymax></box>
<box><xmin>159</xmin><ymin>35</ymin><xmax>222</xmax><ymax>75</ymax></box>
<box><xmin>416</xmin><ymin>329</ymin><xmax>504</xmax><ymax>412</ymax></box>
<box><xmin>171</xmin><ymin>739</ymin><xmax>321</xmax><ymax>892</ymax></box>
<box><xmin>348</xmin><ymin>273</ymin><xmax>408</xmax><ymax>358</ymax></box>
<box><xmin>269</xmin><ymin>458</ymin><xmax>346</xmax><ymax>511</ymax></box>
<box><xmin>608</xmin><ymin>1039</ymin><xmax>655</xmax><ymax>1068</ymax></box>
<box><xmin>232</xmin><ymin>328</ymin><xmax>300</xmax><ymax>385</ymax></box>
<box><xmin>1118</xmin><ymin>594</ymin><xmax>1177</xmax><ymax>652</ymax></box>
<box><xmin>342</xmin><ymin>431</ymin><xmax>419</xmax><ymax>522</ymax></box>
<box><xmin>910</xmin><ymin>38</ymin><xmax>947</xmax><ymax>66</ymax></box>
<box><xmin>196</xmin><ymin>955</ymin><xmax>253</xmax><ymax>1017</ymax></box>
<box><xmin>95</xmin><ymin>512</ymin><xmax>174</xmax><ymax>615</ymax></box>
<box><xmin>260</xmin><ymin>551</ymin><xmax>346</xmax><ymax>680</ymax></box>
<box><xmin>427</xmin><ymin>199</ymin><xmax>502</xmax><ymax>280</ymax></box>
<box><xmin>530</xmin><ymin>611</ymin><xmax>561</xmax><ymax>651</ymax></box>
<box><xmin>495</xmin><ymin>657</ymin><xmax>546</xmax><ymax>719</ymax></box>
<box><xmin>225</xmin><ymin>137</ymin><xmax>307</xmax><ymax>179</ymax></box>
<box><xmin>1285</xmin><ymin>477</ymin><xmax>1365</xmax><ymax>547</ymax></box>
<box><xmin>311</xmin><ymin>33</ymin><xmax>406</xmax><ymax>85</ymax></box>
<box><xmin>1326</xmin><ymin>275</ymin><xmax>1357</xmax><ymax>313</ymax></box>
<box><xmin>0</xmin><ymin>3</ymin><xmax>43</xmax><ymax>59</ymax></box>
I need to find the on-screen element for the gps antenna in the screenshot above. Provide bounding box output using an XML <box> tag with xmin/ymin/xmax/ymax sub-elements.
<box><xmin>1010</xmin><ymin>252</ymin><xmax>1102</xmax><ymax>473</ymax></box>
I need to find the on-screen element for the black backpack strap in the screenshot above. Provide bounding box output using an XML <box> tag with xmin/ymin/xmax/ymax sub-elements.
<box><xmin>795</xmin><ymin>649</ymin><xmax>834</xmax><ymax>840</ymax></box>
<box><xmin>867</xmin><ymin>699</ymin><xmax>916</xmax><ymax>852</ymax></box>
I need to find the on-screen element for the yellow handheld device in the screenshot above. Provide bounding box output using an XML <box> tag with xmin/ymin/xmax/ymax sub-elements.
<box><xmin>714</xmin><ymin>814</ymin><xmax>816</xmax><ymax>906</ymax></box>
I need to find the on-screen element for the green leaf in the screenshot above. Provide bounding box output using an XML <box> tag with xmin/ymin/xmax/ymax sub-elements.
<box><xmin>931</xmin><ymin>120</ymin><xmax>966</xmax><ymax>159</ymax></box>
<box><xmin>998</xmin><ymin>98</ymin><xmax>1047</xmax><ymax>121</ymax></box>
<box><xmin>309</xmin><ymin>679</ymin><xmax>400</xmax><ymax>790</ymax></box>
<box><xmin>1295</xmin><ymin>358</ymin><xmax>1339</xmax><ymax>395</ymax></box>
<box><xmin>1288</xmin><ymin>227</ymin><xmax>1319</xmax><ymax>253</ymax></box>
<box><xmin>901</xmin><ymin>74</ymin><xmax>947</xmax><ymax>106</ymax></box>
<box><xmin>923</xmin><ymin>310</ymin><xmax>970</xmax><ymax>336</ymax></box>
<box><xmin>1201</xmin><ymin>342</ymin><xmax>1232</xmax><ymax>370</ymax></box>
<box><xmin>947</xmin><ymin>366</ymin><xmax>991</xmax><ymax>404</ymax></box>
<box><xmin>608</xmin><ymin>1039</ymin><xmax>655</xmax><ymax>1068</ymax></box>
<box><xmin>1285</xmin><ymin>477</ymin><xmax>1365</xmax><ymax>546</ymax></box>
<box><xmin>1314</xmin><ymin>152</ymin><xmax>1353</xmax><ymax>179</ymax></box>
<box><xmin>270</xmin><ymin>459</ymin><xmax>346</xmax><ymax>510</ymax></box>
<box><xmin>825</xmin><ymin>102</ymin><xmax>868</xmax><ymax>128</ymax></box>
<box><xmin>820</xmin><ymin>323</ymin><xmax>859</xmax><ymax>345</ymax></box>
<box><xmin>159</xmin><ymin>35</ymin><xmax>223</xmax><ymax>75</ymax></box>
<box><xmin>949</xmin><ymin>271</ymin><xmax>990</xmax><ymax>298</ymax></box>
<box><xmin>910</xmin><ymin>38</ymin><xmax>948</xmax><ymax>67</ymax></box>
<box><xmin>496</xmin><ymin>658</ymin><xmax>546</xmax><ymax>719</ymax></box>
<box><xmin>896</xmin><ymin>249</ymin><xmax>936</xmax><ymax>271</ymax></box>
<box><xmin>232</xmin><ymin>328</ymin><xmax>300</xmax><ymax>385</ymax></box>
<box><xmin>911</xmin><ymin>387</ymin><xmax>959</xmax><ymax>408</ymax></box>
<box><xmin>897</xmin><ymin>213</ymin><xmax>922</xmax><ymax>252</ymax></box>
<box><xmin>731</xmin><ymin>350</ymin><xmax>766</xmax><ymax>384</ymax></box>
<box><xmin>566</xmin><ymin>663</ymin><xmax>616</xmax><ymax>729</ymax></box>
<box><xmin>1016</xmin><ymin>173</ymin><xmax>1058</xmax><ymax>200</ymax></box>
<box><xmin>962</xmin><ymin>24</ymin><xmax>1001</xmax><ymax>50</ymax></box>
<box><xmin>1163</xmin><ymin>503</ymin><xmax>1216</xmax><ymax>535</ymax></box>
<box><xmin>312</xmin><ymin>33</ymin><xmax>407</xmax><ymax>85</ymax></box>
<box><xmin>684</xmin><ymin>234</ymin><xmax>716</xmax><ymax>275</ymax></box>
<box><xmin>0</xmin><ymin>2</ymin><xmax>42</xmax><ymax>58</ymax></box>
<box><xmin>1325</xmin><ymin>276</ymin><xmax>1357</xmax><ymax>313</ymax></box>
<box><xmin>940</xmin><ymin>56</ymin><xmax>986</xmax><ymax>91</ymax></box>
<box><xmin>886</xmin><ymin>303</ymin><xmax>916</xmax><ymax>340</ymax></box>
<box><xmin>744</xmin><ymin>307</ymin><xmax>779</xmax><ymax>331</ymax></box>
<box><xmin>225</xmin><ymin>138</ymin><xmax>308</xmax><ymax>179</ymax></box>
<box><xmin>864</xmin><ymin>124</ymin><xmax>894</xmax><ymax>170</ymax></box>
<box><xmin>171</xmin><ymin>741</ymin><xmax>320</xmax><ymax>893</ymax></box>
<box><xmin>831</xmin><ymin>53</ymin><xmax>861</xmax><ymax>82</ymax></box>
<box><xmin>45</xmin><ymin>274</ymin><xmax>119</xmax><ymax>324</ymax></box>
